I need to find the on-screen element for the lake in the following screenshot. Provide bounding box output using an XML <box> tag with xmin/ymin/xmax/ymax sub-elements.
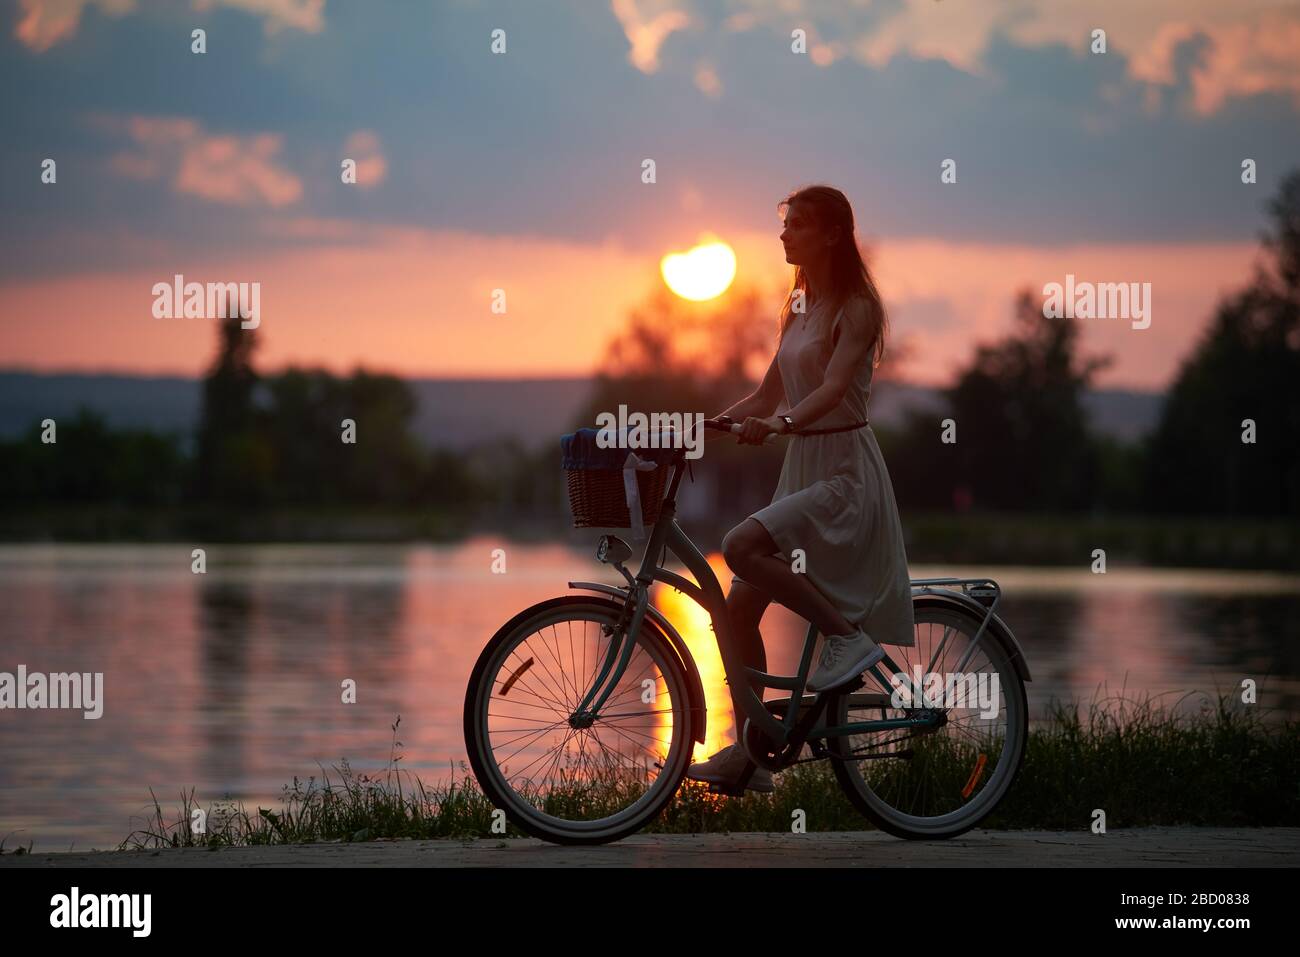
<box><xmin>2</xmin><ymin>542</ymin><xmax>1297</xmax><ymax>851</ymax></box>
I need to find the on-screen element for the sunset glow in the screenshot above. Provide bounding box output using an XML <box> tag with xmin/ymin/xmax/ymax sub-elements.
<box><xmin>660</xmin><ymin>239</ymin><xmax>737</xmax><ymax>301</ymax></box>
<box><xmin>653</xmin><ymin>552</ymin><xmax>738</xmax><ymax>763</ymax></box>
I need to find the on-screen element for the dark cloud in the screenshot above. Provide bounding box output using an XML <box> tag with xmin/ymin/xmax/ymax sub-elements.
<box><xmin>1</xmin><ymin>0</ymin><xmax>1297</xmax><ymax>282</ymax></box>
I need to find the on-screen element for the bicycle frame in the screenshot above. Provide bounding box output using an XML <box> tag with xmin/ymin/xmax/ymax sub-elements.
<box><xmin>570</xmin><ymin>459</ymin><xmax>1015</xmax><ymax>752</ymax></box>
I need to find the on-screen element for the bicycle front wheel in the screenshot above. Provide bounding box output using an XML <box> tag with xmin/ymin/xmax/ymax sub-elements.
<box><xmin>463</xmin><ymin>597</ymin><xmax>695</xmax><ymax>845</ymax></box>
<box><xmin>829</xmin><ymin>600</ymin><xmax>1028</xmax><ymax>839</ymax></box>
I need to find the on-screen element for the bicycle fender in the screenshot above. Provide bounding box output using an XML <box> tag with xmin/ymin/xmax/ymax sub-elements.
<box><xmin>912</xmin><ymin>590</ymin><xmax>1033</xmax><ymax>683</ymax></box>
<box><xmin>567</xmin><ymin>582</ymin><xmax>708</xmax><ymax>745</ymax></box>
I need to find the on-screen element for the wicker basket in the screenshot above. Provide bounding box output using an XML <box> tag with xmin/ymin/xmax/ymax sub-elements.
<box><xmin>565</xmin><ymin>463</ymin><xmax>670</xmax><ymax>528</ymax></box>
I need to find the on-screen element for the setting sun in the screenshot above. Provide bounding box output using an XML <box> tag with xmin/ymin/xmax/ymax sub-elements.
<box><xmin>660</xmin><ymin>238</ymin><xmax>737</xmax><ymax>301</ymax></box>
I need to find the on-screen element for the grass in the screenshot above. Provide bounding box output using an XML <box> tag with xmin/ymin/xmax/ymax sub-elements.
<box><xmin>116</xmin><ymin>695</ymin><xmax>1300</xmax><ymax>850</ymax></box>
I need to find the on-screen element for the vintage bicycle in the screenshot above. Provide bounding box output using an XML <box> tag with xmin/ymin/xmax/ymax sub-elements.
<box><xmin>463</xmin><ymin>419</ymin><xmax>1031</xmax><ymax>845</ymax></box>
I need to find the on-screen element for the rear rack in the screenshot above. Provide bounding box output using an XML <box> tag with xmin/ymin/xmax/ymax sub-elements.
<box><xmin>909</xmin><ymin>577</ymin><xmax>1005</xmax><ymax>677</ymax></box>
<box><xmin>910</xmin><ymin>576</ymin><xmax>999</xmax><ymax>608</ymax></box>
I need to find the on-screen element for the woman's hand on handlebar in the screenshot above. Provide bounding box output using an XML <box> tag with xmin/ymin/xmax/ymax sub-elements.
<box><xmin>737</xmin><ymin>415</ymin><xmax>783</xmax><ymax>445</ymax></box>
<box><xmin>702</xmin><ymin>415</ymin><xmax>780</xmax><ymax>444</ymax></box>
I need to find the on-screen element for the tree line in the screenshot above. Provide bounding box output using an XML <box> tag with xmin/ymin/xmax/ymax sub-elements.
<box><xmin>2</xmin><ymin>172</ymin><xmax>1297</xmax><ymax>524</ymax></box>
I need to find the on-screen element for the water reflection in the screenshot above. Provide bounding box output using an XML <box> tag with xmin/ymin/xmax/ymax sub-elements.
<box><xmin>0</xmin><ymin>544</ymin><xmax>1295</xmax><ymax>850</ymax></box>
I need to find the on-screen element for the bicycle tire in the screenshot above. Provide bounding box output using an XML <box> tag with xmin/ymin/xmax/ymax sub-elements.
<box><xmin>463</xmin><ymin>597</ymin><xmax>696</xmax><ymax>845</ymax></box>
<box><xmin>828</xmin><ymin>598</ymin><xmax>1028</xmax><ymax>839</ymax></box>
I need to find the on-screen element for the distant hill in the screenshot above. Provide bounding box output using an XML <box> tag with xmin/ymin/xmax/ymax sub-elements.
<box><xmin>867</xmin><ymin>382</ymin><xmax>1168</xmax><ymax>443</ymax></box>
<box><xmin>407</xmin><ymin>377</ymin><xmax>592</xmax><ymax>450</ymax></box>
<box><xmin>0</xmin><ymin>372</ymin><xmax>202</xmax><ymax>438</ymax></box>
<box><xmin>1079</xmin><ymin>388</ymin><xmax>1168</xmax><ymax>443</ymax></box>
<box><xmin>0</xmin><ymin>371</ymin><xmax>1164</xmax><ymax>448</ymax></box>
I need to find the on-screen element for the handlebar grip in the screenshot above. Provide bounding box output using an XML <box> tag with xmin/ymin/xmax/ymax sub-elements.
<box><xmin>729</xmin><ymin>423</ymin><xmax>778</xmax><ymax>445</ymax></box>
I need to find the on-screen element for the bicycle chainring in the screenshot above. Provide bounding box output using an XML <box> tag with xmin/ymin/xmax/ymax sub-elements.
<box><xmin>740</xmin><ymin>718</ymin><xmax>788</xmax><ymax>772</ymax></box>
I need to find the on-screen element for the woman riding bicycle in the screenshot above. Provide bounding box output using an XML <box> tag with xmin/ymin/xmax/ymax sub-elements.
<box><xmin>687</xmin><ymin>184</ymin><xmax>917</xmax><ymax>794</ymax></box>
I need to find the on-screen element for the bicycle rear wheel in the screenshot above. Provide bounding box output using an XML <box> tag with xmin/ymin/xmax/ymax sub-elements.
<box><xmin>829</xmin><ymin>599</ymin><xmax>1027</xmax><ymax>839</ymax></box>
<box><xmin>463</xmin><ymin>597</ymin><xmax>695</xmax><ymax>845</ymax></box>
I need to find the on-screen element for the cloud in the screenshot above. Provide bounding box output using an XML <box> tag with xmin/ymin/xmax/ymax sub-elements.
<box><xmin>692</xmin><ymin>61</ymin><xmax>721</xmax><ymax>97</ymax></box>
<box><xmin>191</xmin><ymin>0</ymin><xmax>324</xmax><ymax>35</ymax></box>
<box><xmin>653</xmin><ymin>0</ymin><xmax>1300</xmax><ymax>114</ymax></box>
<box><xmin>13</xmin><ymin>0</ymin><xmax>322</xmax><ymax>52</ymax></box>
<box><xmin>1133</xmin><ymin>16</ymin><xmax>1300</xmax><ymax>114</ymax></box>
<box><xmin>860</xmin><ymin>0</ymin><xmax>1300</xmax><ymax>113</ymax></box>
<box><xmin>851</xmin><ymin>0</ymin><xmax>997</xmax><ymax>75</ymax></box>
<box><xmin>14</xmin><ymin>0</ymin><xmax>135</xmax><ymax>52</ymax></box>
<box><xmin>103</xmin><ymin>115</ymin><xmax>303</xmax><ymax>208</ymax></box>
<box><xmin>611</xmin><ymin>0</ymin><xmax>692</xmax><ymax>73</ymax></box>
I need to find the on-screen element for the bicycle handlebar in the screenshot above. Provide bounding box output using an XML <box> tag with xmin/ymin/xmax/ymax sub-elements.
<box><xmin>704</xmin><ymin>417</ymin><xmax>778</xmax><ymax>445</ymax></box>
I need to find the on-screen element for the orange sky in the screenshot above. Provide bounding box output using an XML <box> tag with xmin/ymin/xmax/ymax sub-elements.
<box><xmin>0</xmin><ymin>225</ymin><xmax>1260</xmax><ymax>390</ymax></box>
<box><xmin>5</xmin><ymin>1</ymin><xmax>1294</xmax><ymax>393</ymax></box>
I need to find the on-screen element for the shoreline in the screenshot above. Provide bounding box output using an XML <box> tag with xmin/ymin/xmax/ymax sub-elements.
<box><xmin>0</xmin><ymin>516</ymin><xmax>1297</xmax><ymax>571</ymax></box>
<box><xmin>4</xmin><ymin>828</ymin><xmax>1298</xmax><ymax>868</ymax></box>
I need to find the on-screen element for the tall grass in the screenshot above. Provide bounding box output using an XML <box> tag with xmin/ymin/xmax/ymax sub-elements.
<box><xmin>119</xmin><ymin>694</ymin><xmax>1300</xmax><ymax>849</ymax></box>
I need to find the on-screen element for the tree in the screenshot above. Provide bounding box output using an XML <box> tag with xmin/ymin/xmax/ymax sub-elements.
<box><xmin>262</xmin><ymin>367</ymin><xmax>426</xmax><ymax>506</ymax></box>
<box><xmin>1146</xmin><ymin>170</ymin><xmax>1300</xmax><ymax>516</ymax></box>
<box><xmin>939</xmin><ymin>289</ymin><xmax>1110</xmax><ymax>511</ymax></box>
<box><xmin>194</xmin><ymin>313</ymin><xmax>269</xmax><ymax>504</ymax></box>
<box><xmin>575</xmin><ymin>281</ymin><xmax>789</xmax><ymax>531</ymax></box>
<box><xmin>0</xmin><ymin>408</ymin><xmax>186</xmax><ymax>505</ymax></box>
<box><xmin>192</xmin><ymin>311</ymin><xmax>436</xmax><ymax>509</ymax></box>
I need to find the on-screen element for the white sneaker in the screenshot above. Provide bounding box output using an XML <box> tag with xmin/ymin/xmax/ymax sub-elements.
<box><xmin>807</xmin><ymin>629</ymin><xmax>885</xmax><ymax>692</ymax></box>
<box><xmin>685</xmin><ymin>744</ymin><xmax>774</xmax><ymax>793</ymax></box>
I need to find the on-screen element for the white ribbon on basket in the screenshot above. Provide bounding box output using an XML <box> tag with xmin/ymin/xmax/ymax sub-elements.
<box><xmin>621</xmin><ymin>451</ymin><xmax>659</xmax><ymax>540</ymax></box>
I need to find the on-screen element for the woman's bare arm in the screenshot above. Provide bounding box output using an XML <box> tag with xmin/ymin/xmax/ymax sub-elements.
<box><xmin>780</xmin><ymin>296</ymin><xmax>876</xmax><ymax>431</ymax></box>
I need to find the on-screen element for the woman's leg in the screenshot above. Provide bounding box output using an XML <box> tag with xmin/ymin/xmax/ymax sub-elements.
<box><xmin>726</xmin><ymin>579</ymin><xmax>771</xmax><ymax>675</ymax></box>
<box><xmin>722</xmin><ymin>518</ymin><xmax>856</xmax><ymax>639</ymax></box>
<box><xmin>723</xmin><ymin>580</ymin><xmax>771</xmax><ymax>748</ymax></box>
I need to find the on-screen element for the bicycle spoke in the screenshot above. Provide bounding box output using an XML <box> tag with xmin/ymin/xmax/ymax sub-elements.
<box><xmin>493</xmin><ymin>719</ymin><xmax>571</xmax><ymax>768</ymax></box>
<box><xmin>506</xmin><ymin>725</ymin><xmax>579</xmax><ymax>783</ymax></box>
<box><xmin>832</xmin><ymin>605</ymin><xmax>1024</xmax><ymax>831</ymax></box>
<box><xmin>519</xmin><ymin>633</ymin><xmax>576</xmax><ymax>712</ymax></box>
<box><xmin>503</xmin><ymin>651</ymin><xmax>573</xmax><ymax>715</ymax></box>
<box><xmin>472</xmin><ymin>608</ymin><xmax>688</xmax><ymax>832</ymax></box>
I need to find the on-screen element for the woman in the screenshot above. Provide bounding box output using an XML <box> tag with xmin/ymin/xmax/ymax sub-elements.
<box><xmin>687</xmin><ymin>184</ymin><xmax>916</xmax><ymax>793</ymax></box>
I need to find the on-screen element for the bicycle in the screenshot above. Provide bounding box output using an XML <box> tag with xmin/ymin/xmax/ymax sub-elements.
<box><xmin>463</xmin><ymin>419</ymin><xmax>1032</xmax><ymax>845</ymax></box>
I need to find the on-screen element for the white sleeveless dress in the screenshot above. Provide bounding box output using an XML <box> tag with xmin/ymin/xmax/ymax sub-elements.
<box><xmin>733</xmin><ymin>296</ymin><xmax>916</xmax><ymax>647</ymax></box>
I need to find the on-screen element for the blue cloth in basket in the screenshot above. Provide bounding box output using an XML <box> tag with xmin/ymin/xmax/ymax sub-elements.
<box><xmin>561</xmin><ymin>428</ymin><xmax>682</xmax><ymax>470</ymax></box>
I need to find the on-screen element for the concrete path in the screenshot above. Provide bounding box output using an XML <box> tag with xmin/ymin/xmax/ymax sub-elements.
<box><xmin>3</xmin><ymin>828</ymin><xmax>1298</xmax><ymax>867</ymax></box>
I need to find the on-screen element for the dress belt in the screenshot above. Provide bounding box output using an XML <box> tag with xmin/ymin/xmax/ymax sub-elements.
<box><xmin>792</xmin><ymin>419</ymin><xmax>869</xmax><ymax>435</ymax></box>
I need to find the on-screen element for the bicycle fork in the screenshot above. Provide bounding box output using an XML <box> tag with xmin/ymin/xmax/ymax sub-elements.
<box><xmin>569</xmin><ymin>582</ymin><xmax>650</xmax><ymax>727</ymax></box>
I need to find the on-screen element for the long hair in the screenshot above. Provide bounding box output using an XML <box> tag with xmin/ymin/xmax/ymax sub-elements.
<box><xmin>777</xmin><ymin>184</ymin><xmax>888</xmax><ymax>369</ymax></box>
